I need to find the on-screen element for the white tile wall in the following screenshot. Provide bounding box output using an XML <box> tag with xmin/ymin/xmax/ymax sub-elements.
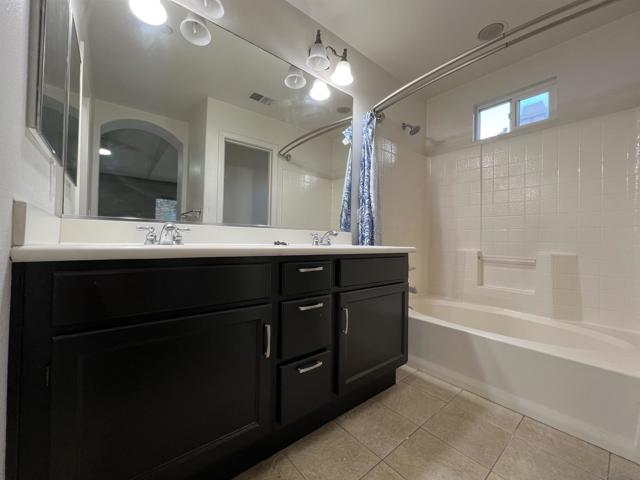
<box><xmin>376</xmin><ymin>122</ymin><xmax>429</xmax><ymax>294</ymax></box>
<box><xmin>427</xmin><ymin>106</ymin><xmax>640</xmax><ymax>333</ymax></box>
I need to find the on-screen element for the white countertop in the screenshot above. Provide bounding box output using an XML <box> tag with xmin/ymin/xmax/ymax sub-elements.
<box><xmin>10</xmin><ymin>243</ymin><xmax>416</xmax><ymax>262</ymax></box>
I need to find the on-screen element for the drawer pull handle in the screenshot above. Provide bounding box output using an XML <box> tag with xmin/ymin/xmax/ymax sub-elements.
<box><xmin>298</xmin><ymin>302</ymin><xmax>324</xmax><ymax>312</ymax></box>
<box><xmin>298</xmin><ymin>266</ymin><xmax>324</xmax><ymax>273</ymax></box>
<box><xmin>297</xmin><ymin>360</ymin><xmax>324</xmax><ymax>374</ymax></box>
<box><xmin>342</xmin><ymin>307</ymin><xmax>349</xmax><ymax>335</ymax></box>
<box><xmin>264</xmin><ymin>324</ymin><xmax>272</xmax><ymax>359</ymax></box>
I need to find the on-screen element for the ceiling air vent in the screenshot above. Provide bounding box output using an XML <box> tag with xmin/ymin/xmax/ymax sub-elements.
<box><xmin>249</xmin><ymin>92</ymin><xmax>274</xmax><ymax>106</ymax></box>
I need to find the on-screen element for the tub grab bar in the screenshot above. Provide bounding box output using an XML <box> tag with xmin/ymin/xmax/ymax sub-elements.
<box><xmin>478</xmin><ymin>253</ymin><xmax>536</xmax><ymax>267</ymax></box>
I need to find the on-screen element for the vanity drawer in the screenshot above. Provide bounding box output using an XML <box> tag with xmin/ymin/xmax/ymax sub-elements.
<box><xmin>338</xmin><ymin>256</ymin><xmax>408</xmax><ymax>287</ymax></box>
<box><xmin>281</xmin><ymin>261</ymin><xmax>332</xmax><ymax>296</ymax></box>
<box><xmin>280</xmin><ymin>295</ymin><xmax>332</xmax><ymax>360</ymax></box>
<box><xmin>279</xmin><ymin>350</ymin><xmax>333</xmax><ymax>425</ymax></box>
<box><xmin>52</xmin><ymin>264</ymin><xmax>272</xmax><ymax>326</ymax></box>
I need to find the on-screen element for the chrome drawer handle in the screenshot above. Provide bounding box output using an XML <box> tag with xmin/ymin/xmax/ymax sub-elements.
<box><xmin>264</xmin><ymin>324</ymin><xmax>271</xmax><ymax>359</ymax></box>
<box><xmin>298</xmin><ymin>266</ymin><xmax>324</xmax><ymax>273</ymax></box>
<box><xmin>298</xmin><ymin>302</ymin><xmax>324</xmax><ymax>312</ymax></box>
<box><xmin>342</xmin><ymin>307</ymin><xmax>349</xmax><ymax>335</ymax></box>
<box><xmin>297</xmin><ymin>360</ymin><xmax>324</xmax><ymax>374</ymax></box>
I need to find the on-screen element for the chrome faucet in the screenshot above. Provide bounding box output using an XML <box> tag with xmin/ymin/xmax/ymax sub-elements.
<box><xmin>159</xmin><ymin>223</ymin><xmax>190</xmax><ymax>245</ymax></box>
<box><xmin>311</xmin><ymin>230</ymin><xmax>339</xmax><ymax>246</ymax></box>
<box><xmin>138</xmin><ymin>223</ymin><xmax>189</xmax><ymax>245</ymax></box>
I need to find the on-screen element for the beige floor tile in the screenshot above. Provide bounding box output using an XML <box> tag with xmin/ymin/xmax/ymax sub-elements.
<box><xmin>285</xmin><ymin>422</ymin><xmax>379</xmax><ymax>480</ymax></box>
<box><xmin>361</xmin><ymin>462</ymin><xmax>405</xmax><ymax>480</ymax></box>
<box><xmin>396</xmin><ymin>365</ymin><xmax>417</xmax><ymax>382</ymax></box>
<box><xmin>449</xmin><ymin>391</ymin><xmax>522</xmax><ymax>433</ymax></box>
<box><xmin>233</xmin><ymin>453</ymin><xmax>304</xmax><ymax>480</ymax></box>
<box><xmin>423</xmin><ymin>402</ymin><xmax>512</xmax><ymax>468</ymax></box>
<box><xmin>514</xmin><ymin>417</ymin><xmax>609</xmax><ymax>478</ymax></box>
<box><xmin>402</xmin><ymin>371</ymin><xmax>461</xmax><ymax>402</ymax></box>
<box><xmin>376</xmin><ymin>382</ymin><xmax>445</xmax><ymax>425</ymax></box>
<box><xmin>487</xmin><ymin>474</ymin><xmax>506</xmax><ymax>480</ymax></box>
<box><xmin>337</xmin><ymin>398</ymin><xmax>418</xmax><ymax>458</ymax></box>
<box><xmin>493</xmin><ymin>437</ymin><xmax>601</xmax><ymax>480</ymax></box>
<box><xmin>385</xmin><ymin>429</ymin><xmax>489</xmax><ymax>480</ymax></box>
<box><xmin>610</xmin><ymin>455</ymin><xmax>640</xmax><ymax>480</ymax></box>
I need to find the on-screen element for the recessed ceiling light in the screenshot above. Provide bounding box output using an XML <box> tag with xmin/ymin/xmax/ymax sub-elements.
<box><xmin>129</xmin><ymin>0</ymin><xmax>167</xmax><ymax>26</ymax></box>
<box><xmin>99</xmin><ymin>148</ymin><xmax>112</xmax><ymax>156</ymax></box>
<box><xmin>477</xmin><ymin>22</ymin><xmax>506</xmax><ymax>42</ymax></box>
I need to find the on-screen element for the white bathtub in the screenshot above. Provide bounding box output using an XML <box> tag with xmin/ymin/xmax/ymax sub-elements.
<box><xmin>408</xmin><ymin>297</ymin><xmax>640</xmax><ymax>463</ymax></box>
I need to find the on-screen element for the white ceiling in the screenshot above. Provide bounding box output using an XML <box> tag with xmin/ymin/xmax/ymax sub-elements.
<box><xmin>83</xmin><ymin>0</ymin><xmax>353</xmax><ymax>128</ymax></box>
<box><xmin>285</xmin><ymin>0</ymin><xmax>640</xmax><ymax>97</ymax></box>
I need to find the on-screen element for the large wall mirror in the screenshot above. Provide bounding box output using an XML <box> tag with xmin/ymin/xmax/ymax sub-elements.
<box><xmin>31</xmin><ymin>0</ymin><xmax>354</xmax><ymax>232</ymax></box>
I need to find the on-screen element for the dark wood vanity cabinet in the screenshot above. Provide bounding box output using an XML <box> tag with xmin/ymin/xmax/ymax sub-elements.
<box><xmin>8</xmin><ymin>254</ymin><xmax>408</xmax><ymax>480</ymax></box>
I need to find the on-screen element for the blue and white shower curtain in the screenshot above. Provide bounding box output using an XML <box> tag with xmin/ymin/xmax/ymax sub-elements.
<box><xmin>358</xmin><ymin>111</ymin><xmax>379</xmax><ymax>245</ymax></box>
<box><xmin>339</xmin><ymin>125</ymin><xmax>353</xmax><ymax>232</ymax></box>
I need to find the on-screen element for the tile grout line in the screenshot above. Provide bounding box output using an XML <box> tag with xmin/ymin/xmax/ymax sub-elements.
<box><xmin>486</xmin><ymin>413</ymin><xmax>526</xmax><ymax>478</ymax></box>
<box><xmin>282</xmin><ymin>450</ymin><xmax>311</xmax><ymax>480</ymax></box>
<box><xmin>607</xmin><ymin>451</ymin><xmax>611</xmax><ymax>480</ymax></box>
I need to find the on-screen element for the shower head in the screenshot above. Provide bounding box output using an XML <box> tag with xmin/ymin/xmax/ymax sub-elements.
<box><xmin>402</xmin><ymin>122</ymin><xmax>421</xmax><ymax>136</ymax></box>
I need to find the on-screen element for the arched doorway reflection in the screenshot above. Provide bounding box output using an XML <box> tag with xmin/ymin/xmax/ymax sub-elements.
<box><xmin>98</xmin><ymin>120</ymin><xmax>182</xmax><ymax>220</ymax></box>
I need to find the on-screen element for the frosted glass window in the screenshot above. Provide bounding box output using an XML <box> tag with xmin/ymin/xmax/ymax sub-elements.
<box><xmin>518</xmin><ymin>91</ymin><xmax>550</xmax><ymax>126</ymax></box>
<box><xmin>478</xmin><ymin>101</ymin><xmax>511</xmax><ymax>140</ymax></box>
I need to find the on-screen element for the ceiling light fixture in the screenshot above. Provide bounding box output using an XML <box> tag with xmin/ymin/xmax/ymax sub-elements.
<box><xmin>198</xmin><ymin>0</ymin><xmax>225</xmax><ymax>19</ymax></box>
<box><xmin>180</xmin><ymin>12</ymin><xmax>212</xmax><ymax>46</ymax></box>
<box><xmin>305</xmin><ymin>30</ymin><xmax>354</xmax><ymax>86</ymax></box>
<box><xmin>284</xmin><ymin>65</ymin><xmax>307</xmax><ymax>89</ymax></box>
<box><xmin>129</xmin><ymin>0</ymin><xmax>167</xmax><ymax>26</ymax></box>
<box><xmin>309</xmin><ymin>79</ymin><xmax>331</xmax><ymax>101</ymax></box>
<box><xmin>99</xmin><ymin>148</ymin><xmax>112</xmax><ymax>156</ymax></box>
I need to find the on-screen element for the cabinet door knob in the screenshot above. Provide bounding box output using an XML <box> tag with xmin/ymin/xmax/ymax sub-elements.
<box><xmin>264</xmin><ymin>324</ymin><xmax>272</xmax><ymax>359</ymax></box>
<box><xmin>342</xmin><ymin>307</ymin><xmax>349</xmax><ymax>335</ymax></box>
<box><xmin>297</xmin><ymin>360</ymin><xmax>324</xmax><ymax>374</ymax></box>
<box><xmin>298</xmin><ymin>302</ymin><xmax>324</xmax><ymax>312</ymax></box>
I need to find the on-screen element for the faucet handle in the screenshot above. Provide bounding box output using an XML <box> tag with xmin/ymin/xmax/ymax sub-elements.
<box><xmin>174</xmin><ymin>226</ymin><xmax>191</xmax><ymax>245</ymax></box>
<box><xmin>136</xmin><ymin>226</ymin><xmax>157</xmax><ymax>245</ymax></box>
<box><xmin>310</xmin><ymin>233</ymin><xmax>320</xmax><ymax>246</ymax></box>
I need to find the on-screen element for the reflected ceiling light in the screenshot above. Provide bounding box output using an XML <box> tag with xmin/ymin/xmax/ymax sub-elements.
<box><xmin>284</xmin><ymin>65</ymin><xmax>307</xmax><ymax>89</ymax></box>
<box><xmin>306</xmin><ymin>30</ymin><xmax>331</xmax><ymax>71</ymax></box>
<box><xmin>309</xmin><ymin>79</ymin><xmax>330</xmax><ymax>101</ymax></box>
<box><xmin>129</xmin><ymin>0</ymin><xmax>167</xmax><ymax>26</ymax></box>
<box><xmin>180</xmin><ymin>12</ymin><xmax>212</xmax><ymax>46</ymax></box>
<box><xmin>99</xmin><ymin>148</ymin><xmax>112</xmax><ymax>156</ymax></box>
<box><xmin>330</xmin><ymin>50</ymin><xmax>353</xmax><ymax>86</ymax></box>
<box><xmin>199</xmin><ymin>0</ymin><xmax>225</xmax><ymax>19</ymax></box>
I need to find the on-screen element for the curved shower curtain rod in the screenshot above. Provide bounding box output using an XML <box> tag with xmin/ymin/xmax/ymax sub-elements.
<box><xmin>278</xmin><ymin>116</ymin><xmax>352</xmax><ymax>160</ymax></box>
<box><xmin>371</xmin><ymin>0</ymin><xmax>622</xmax><ymax>116</ymax></box>
<box><xmin>277</xmin><ymin>0</ymin><xmax>620</xmax><ymax>158</ymax></box>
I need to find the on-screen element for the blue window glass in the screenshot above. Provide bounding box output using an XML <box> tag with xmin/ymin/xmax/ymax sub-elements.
<box><xmin>518</xmin><ymin>91</ymin><xmax>550</xmax><ymax>127</ymax></box>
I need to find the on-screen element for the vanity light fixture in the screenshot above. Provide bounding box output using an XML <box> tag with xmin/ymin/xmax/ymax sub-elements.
<box><xmin>284</xmin><ymin>66</ymin><xmax>307</xmax><ymax>89</ymax></box>
<box><xmin>99</xmin><ymin>148</ymin><xmax>112</xmax><ymax>156</ymax></box>
<box><xmin>129</xmin><ymin>0</ymin><xmax>167</xmax><ymax>26</ymax></box>
<box><xmin>309</xmin><ymin>79</ymin><xmax>330</xmax><ymax>101</ymax></box>
<box><xmin>306</xmin><ymin>30</ymin><xmax>354</xmax><ymax>86</ymax></box>
<box><xmin>198</xmin><ymin>0</ymin><xmax>225</xmax><ymax>19</ymax></box>
<box><xmin>330</xmin><ymin>50</ymin><xmax>353</xmax><ymax>86</ymax></box>
<box><xmin>180</xmin><ymin>12</ymin><xmax>212</xmax><ymax>46</ymax></box>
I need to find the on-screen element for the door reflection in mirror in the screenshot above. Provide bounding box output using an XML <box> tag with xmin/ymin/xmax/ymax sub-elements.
<box><xmin>98</xmin><ymin>120</ymin><xmax>182</xmax><ymax>221</ymax></box>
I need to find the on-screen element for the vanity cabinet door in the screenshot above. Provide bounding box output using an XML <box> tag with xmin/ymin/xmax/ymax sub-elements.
<box><xmin>337</xmin><ymin>284</ymin><xmax>408</xmax><ymax>394</ymax></box>
<box><xmin>49</xmin><ymin>305</ymin><xmax>273</xmax><ymax>480</ymax></box>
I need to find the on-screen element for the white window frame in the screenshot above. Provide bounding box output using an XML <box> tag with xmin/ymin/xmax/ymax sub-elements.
<box><xmin>474</xmin><ymin>79</ymin><xmax>557</xmax><ymax>141</ymax></box>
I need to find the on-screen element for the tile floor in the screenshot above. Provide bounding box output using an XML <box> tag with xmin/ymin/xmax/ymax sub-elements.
<box><xmin>235</xmin><ymin>366</ymin><xmax>640</xmax><ymax>480</ymax></box>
